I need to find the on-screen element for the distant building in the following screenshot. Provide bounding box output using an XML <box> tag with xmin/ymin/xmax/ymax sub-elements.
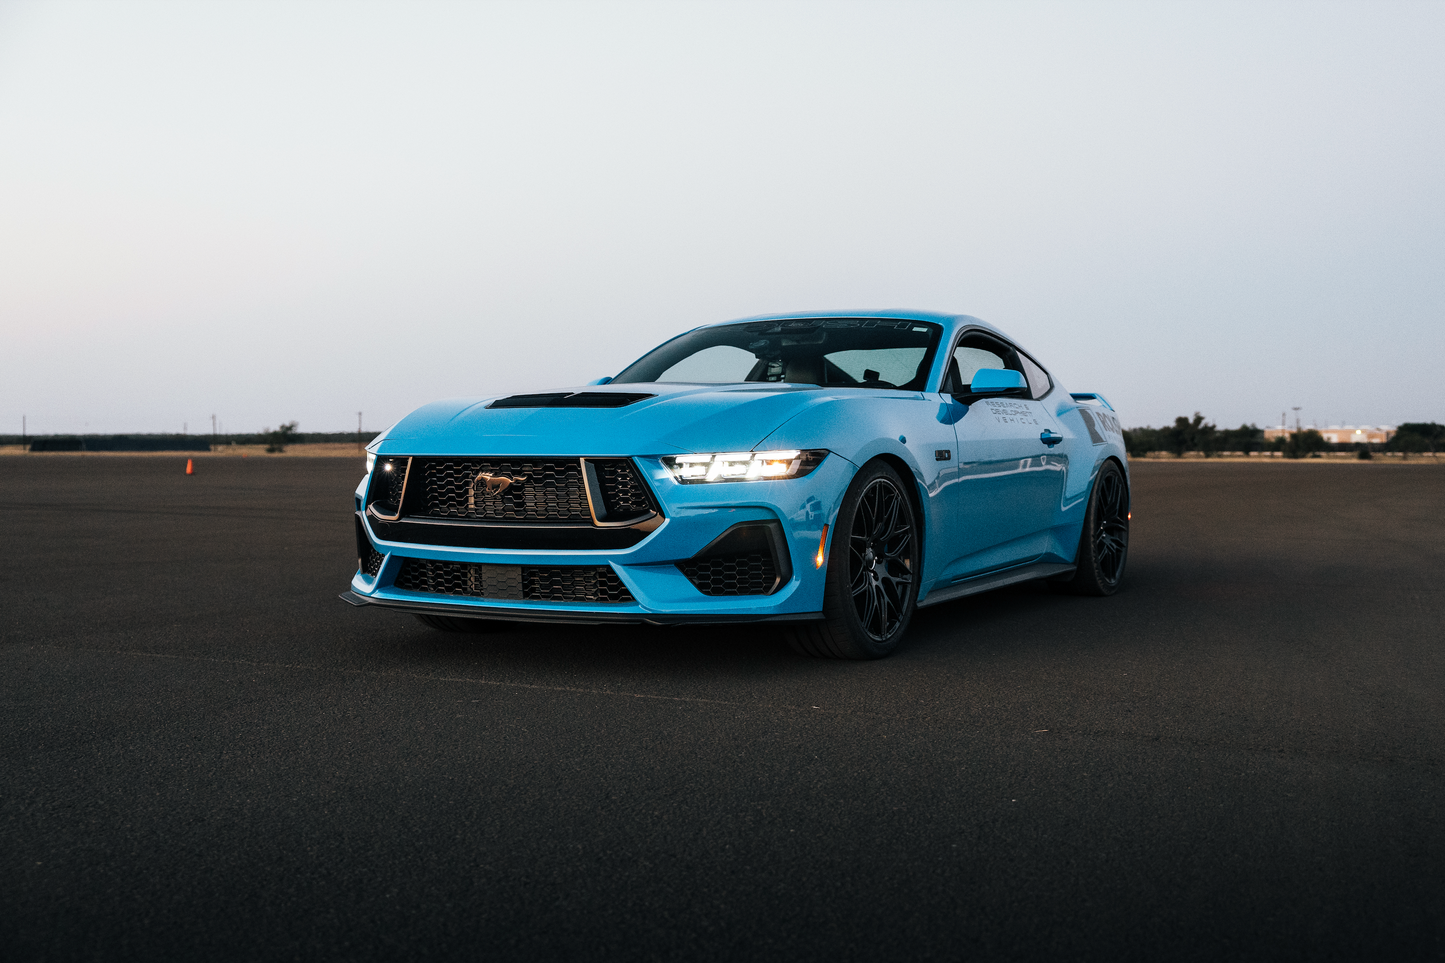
<box><xmin>1262</xmin><ymin>425</ymin><xmax>1396</xmax><ymax>444</ymax></box>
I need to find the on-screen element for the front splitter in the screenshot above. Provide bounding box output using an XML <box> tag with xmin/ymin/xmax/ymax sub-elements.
<box><xmin>339</xmin><ymin>590</ymin><xmax>822</xmax><ymax>627</ymax></box>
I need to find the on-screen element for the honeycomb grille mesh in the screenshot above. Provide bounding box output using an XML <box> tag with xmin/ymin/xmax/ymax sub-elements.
<box><xmin>361</xmin><ymin>545</ymin><xmax>385</xmax><ymax>577</ymax></box>
<box><xmin>678</xmin><ymin>553</ymin><xmax>778</xmax><ymax>596</ymax></box>
<box><xmin>591</xmin><ymin>458</ymin><xmax>653</xmax><ymax>518</ymax></box>
<box><xmin>394</xmin><ymin>558</ymin><xmax>634</xmax><ymax>603</ymax></box>
<box><xmin>417</xmin><ymin>458</ymin><xmax>590</xmax><ymax>521</ymax></box>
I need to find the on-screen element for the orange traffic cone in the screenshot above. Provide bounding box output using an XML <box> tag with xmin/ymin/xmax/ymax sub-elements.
<box><xmin>186</xmin><ymin>458</ymin><xmax>194</xmax><ymax>475</ymax></box>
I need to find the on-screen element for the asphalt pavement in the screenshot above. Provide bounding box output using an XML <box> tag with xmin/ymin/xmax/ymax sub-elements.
<box><xmin>2</xmin><ymin>455</ymin><xmax>1442</xmax><ymax>962</ymax></box>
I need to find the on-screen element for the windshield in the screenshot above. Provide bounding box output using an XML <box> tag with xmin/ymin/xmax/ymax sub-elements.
<box><xmin>613</xmin><ymin>318</ymin><xmax>944</xmax><ymax>390</ymax></box>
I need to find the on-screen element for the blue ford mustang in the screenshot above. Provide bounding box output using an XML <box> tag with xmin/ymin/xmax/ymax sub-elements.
<box><xmin>341</xmin><ymin>310</ymin><xmax>1129</xmax><ymax>658</ymax></box>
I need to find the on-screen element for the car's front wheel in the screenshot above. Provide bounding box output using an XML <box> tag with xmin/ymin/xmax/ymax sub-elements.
<box><xmin>789</xmin><ymin>461</ymin><xmax>919</xmax><ymax>659</ymax></box>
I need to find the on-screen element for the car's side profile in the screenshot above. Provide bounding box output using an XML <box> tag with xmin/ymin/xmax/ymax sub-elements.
<box><xmin>341</xmin><ymin>310</ymin><xmax>1129</xmax><ymax>658</ymax></box>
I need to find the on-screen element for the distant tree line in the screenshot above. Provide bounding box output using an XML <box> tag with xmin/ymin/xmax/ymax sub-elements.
<box><xmin>1123</xmin><ymin>415</ymin><xmax>1445</xmax><ymax>459</ymax></box>
<box><xmin>3</xmin><ymin>427</ymin><xmax>382</xmax><ymax>453</ymax></box>
<box><xmin>1123</xmin><ymin>414</ymin><xmax>1272</xmax><ymax>457</ymax></box>
<box><xmin>1390</xmin><ymin>422</ymin><xmax>1445</xmax><ymax>455</ymax></box>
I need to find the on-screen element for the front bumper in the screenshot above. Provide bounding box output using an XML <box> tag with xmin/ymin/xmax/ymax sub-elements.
<box><xmin>344</xmin><ymin>453</ymin><xmax>852</xmax><ymax>623</ymax></box>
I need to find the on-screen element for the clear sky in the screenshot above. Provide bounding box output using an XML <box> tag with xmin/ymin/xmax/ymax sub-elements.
<box><xmin>1</xmin><ymin>0</ymin><xmax>1441</xmax><ymax>436</ymax></box>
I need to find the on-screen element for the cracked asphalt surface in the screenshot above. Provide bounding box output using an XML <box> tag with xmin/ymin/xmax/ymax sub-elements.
<box><xmin>2</xmin><ymin>456</ymin><xmax>1442</xmax><ymax>961</ymax></box>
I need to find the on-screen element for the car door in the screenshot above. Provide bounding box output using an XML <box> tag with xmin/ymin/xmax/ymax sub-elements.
<box><xmin>935</xmin><ymin>332</ymin><xmax>1068</xmax><ymax>582</ymax></box>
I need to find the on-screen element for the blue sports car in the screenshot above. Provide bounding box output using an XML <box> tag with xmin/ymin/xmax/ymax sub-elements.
<box><xmin>341</xmin><ymin>310</ymin><xmax>1129</xmax><ymax>658</ymax></box>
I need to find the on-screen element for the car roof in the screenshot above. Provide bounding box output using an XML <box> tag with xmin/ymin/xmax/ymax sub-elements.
<box><xmin>708</xmin><ymin>309</ymin><xmax>1004</xmax><ymax>339</ymax></box>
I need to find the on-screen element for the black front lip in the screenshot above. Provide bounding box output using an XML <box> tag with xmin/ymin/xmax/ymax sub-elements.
<box><xmin>338</xmin><ymin>591</ymin><xmax>822</xmax><ymax>626</ymax></box>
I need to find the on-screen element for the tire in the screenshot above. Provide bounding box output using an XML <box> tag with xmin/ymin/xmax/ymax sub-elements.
<box><xmin>414</xmin><ymin>614</ymin><xmax>508</xmax><ymax>633</ymax></box>
<box><xmin>789</xmin><ymin>461</ymin><xmax>920</xmax><ymax>659</ymax></box>
<box><xmin>1056</xmin><ymin>459</ymin><xmax>1129</xmax><ymax>596</ymax></box>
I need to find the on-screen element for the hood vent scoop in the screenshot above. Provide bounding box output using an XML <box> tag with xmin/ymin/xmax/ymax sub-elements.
<box><xmin>486</xmin><ymin>392</ymin><xmax>655</xmax><ymax>410</ymax></box>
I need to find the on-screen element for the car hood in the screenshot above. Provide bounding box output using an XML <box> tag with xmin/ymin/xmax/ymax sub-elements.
<box><xmin>374</xmin><ymin>382</ymin><xmax>832</xmax><ymax>457</ymax></box>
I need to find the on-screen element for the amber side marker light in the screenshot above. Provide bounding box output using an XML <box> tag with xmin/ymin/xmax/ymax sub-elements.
<box><xmin>815</xmin><ymin>524</ymin><xmax>829</xmax><ymax>568</ymax></box>
<box><xmin>1128</xmin><ymin>512</ymin><xmax>1133</xmax><ymax>520</ymax></box>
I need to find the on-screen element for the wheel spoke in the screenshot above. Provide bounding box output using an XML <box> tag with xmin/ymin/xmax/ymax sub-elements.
<box><xmin>843</xmin><ymin>475</ymin><xmax>918</xmax><ymax>641</ymax></box>
<box><xmin>859</xmin><ymin>580</ymin><xmax>878</xmax><ymax>629</ymax></box>
<box><xmin>874</xmin><ymin>582</ymin><xmax>892</xmax><ymax>636</ymax></box>
<box><xmin>875</xmin><ymin>495</ymin><xmax>901</xmax><ymax>542</ymax></box>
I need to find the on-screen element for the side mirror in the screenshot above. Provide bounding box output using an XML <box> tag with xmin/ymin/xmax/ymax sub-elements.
<box><xmin>968</xmin><ymin>368</ymin><xmax>1027</xmax><ymax>394</ymax></box>
<box><xmin>587</xmin><ymin>376</ymin><xmax>614</xmax><ymax>386</ymax></box>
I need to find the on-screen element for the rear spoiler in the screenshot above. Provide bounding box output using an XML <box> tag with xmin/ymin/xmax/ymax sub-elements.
<box><xmin>1070</xmin><ymin>392</ymin><xmax>1115</xmax><ymax>411</ymax></box>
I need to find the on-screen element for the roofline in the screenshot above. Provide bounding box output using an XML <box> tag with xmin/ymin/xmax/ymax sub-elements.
<box><xmin>713</xmin><ymin>308</ymin><xmax>974</xmax><ymax>326</ymax></box>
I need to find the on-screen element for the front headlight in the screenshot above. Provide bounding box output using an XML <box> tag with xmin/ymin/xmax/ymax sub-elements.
<box><xmin>364</xmin><ymin>422</ymin><xmax>396</xmax><ymax>475</ymax></box>
<box><xmin>663</xmin><ymin>449</ymin><xmax>828</xmax><ymax>483</ymax></box>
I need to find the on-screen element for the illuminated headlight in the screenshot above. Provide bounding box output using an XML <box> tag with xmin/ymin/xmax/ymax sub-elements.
<box><xmin>363</xmin><ymin>422</ymin><xmax>395</xmax><ymax>476</ymax></box>
<box><xmin>663</xmin><ymin>449</ymin><xmax>827</xmax><ymax>483</ymax></box>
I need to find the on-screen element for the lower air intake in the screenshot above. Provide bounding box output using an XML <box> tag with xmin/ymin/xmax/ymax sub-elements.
<box><xmin>676</xmin><ymin>521</ymin><xmax>790</xmax><ymax>596</ymax></box>
<box><xmin>356</xmin><ymin>515</ymin><xmax>385</xmax><ymax>577</ymax></box>
<box><xmin>678</xmin><ymin>553</ymin><xmax>778</xmax><ymax>596</ymax></box>
<box><xmin>394</xmin><ymin>558</ymin><xmax>634</xmax><ymax>604</ymax></box>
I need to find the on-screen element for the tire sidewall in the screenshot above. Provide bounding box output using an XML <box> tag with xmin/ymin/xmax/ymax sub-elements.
<box><xmin>1079</xmin><ymin>460</ymin><xmax>1128</xmax><ymax>595</ymax></box>
<box><xmin>823</xmin><ymin>461</ymin><xmax>921</xmax><ymax>657</ymax></box>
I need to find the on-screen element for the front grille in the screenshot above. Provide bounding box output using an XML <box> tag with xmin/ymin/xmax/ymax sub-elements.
<box><xmin>589</xmin><ymin>458</ymin><xmax>654</xmax><ymax>519</ymax></box>
<box><xmin>523</xmin><ymin>566</ymin><xmax>633</xmax><ymax>603</ymax></box>
<box><xmin>679</xmin><ymin>553</ymin><xmax>778</xmax><ymax>596</ymax></box>
<box><xmin>394</xmin><ymin>558</ymin><xmax>634</xmax><ymax>603</ymax></box>
<box><xmin>417</xmin><ymin>458</ymin><xmax>590</xmax><ymax>521</ymax></box>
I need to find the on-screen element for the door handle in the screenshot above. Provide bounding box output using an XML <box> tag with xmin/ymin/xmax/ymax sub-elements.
<box><xmin>1040</xmin><ymin>430</ymin><xmax>1063</xmax><ymax>447</ymax></box>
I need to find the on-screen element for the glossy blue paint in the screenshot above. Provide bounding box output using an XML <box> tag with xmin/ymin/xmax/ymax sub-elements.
<box><xmin>969</xmin><ymin>368</ymin><xmax>1028</xmax><ymax>393</ymax></box>
<box><xmin>351</xmin><ymin>309</ymin><xmax>1129</xmax><ymax>622</ymax></box>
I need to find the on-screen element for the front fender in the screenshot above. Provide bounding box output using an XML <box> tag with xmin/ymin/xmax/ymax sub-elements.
<box><xmin>757</xmin><ymin>391</ymin><xmax>960</xmax><ymax>587</ymax></box>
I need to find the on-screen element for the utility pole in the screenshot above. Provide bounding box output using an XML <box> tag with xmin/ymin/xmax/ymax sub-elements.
<box><xmin>357</xmin><ymin>411</ymin><xmax>363</xmax><ymax>453</ymax></box>
<box><xmin>212</xmin><ymin>414</ymin><xmax>217</xmax><ymax>451</ymax></box>
<box><xmin>1292</xmin><ymin>407</ymin><xmax>1301</xmax><ymax>433</ymax></box>
<box><xmin>21</xmin><ymin>415</ymin><xmax>25</xmax><ymax>450</ymax></box>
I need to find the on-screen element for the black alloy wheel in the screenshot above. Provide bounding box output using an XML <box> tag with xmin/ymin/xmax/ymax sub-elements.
<box><xmin>1057</xmin><ymin>459</ymin><xmax>1129</xmax><ymax>596</ymax></box>
<box><xmin>790</xmin><ymin>461</ymin><xmax>919</xmax><ymax>659</ymax></box>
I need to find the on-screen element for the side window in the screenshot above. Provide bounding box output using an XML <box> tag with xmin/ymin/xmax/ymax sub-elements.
<box><xmin>951</xmin><ymin>346</ymin><xmax>1005</xmax><ymax>389</ymax></box>
<box><xmin>944</xmin><ymin>334</ymin><xmax>1021</xmax><ymax>392</ymax></box>
<box><xmin>1019</xmin><ymin>353</ymin><xmax>1053</xmax><ymax>399</ymax></box>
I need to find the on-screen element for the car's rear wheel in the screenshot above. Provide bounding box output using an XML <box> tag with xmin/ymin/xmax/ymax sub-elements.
<box><xmin>1056</xmin><ymin>459</ymin><xmax>1129</xmax><ymax>596</ymax></box>
<box><xmin>789</xmin><ymin>461</ymin><xmax>919</xmax><ymax>659</ymax></box>
<box><xmin>414</xmin><ymin>614</ymin><xmax>508</xmax><ymax>632</ymax></box>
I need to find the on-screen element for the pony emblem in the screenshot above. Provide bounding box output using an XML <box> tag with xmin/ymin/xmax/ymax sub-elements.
<box><xmin>469</xmin><ymin>471</ymin><xmax>528</xmax><ymax>511</ymax></box>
